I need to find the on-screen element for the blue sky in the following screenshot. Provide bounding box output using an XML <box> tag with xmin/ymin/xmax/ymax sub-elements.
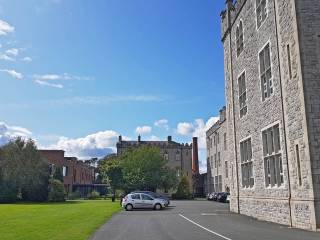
<box><xmin>0</xmin><ymin>0</ymin><xmax>226</xmax><ymax>172</ymax></box>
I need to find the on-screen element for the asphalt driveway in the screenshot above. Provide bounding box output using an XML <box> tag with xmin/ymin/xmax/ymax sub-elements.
<box><xmin>91</xmin><ymin>200</ymin><xmax>320</xmax><ymax>240</ymax></box>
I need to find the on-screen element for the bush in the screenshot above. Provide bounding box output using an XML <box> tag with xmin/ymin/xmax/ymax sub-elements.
<box><xmin>0</xmin><ymin>179</ymin><xmax>18</xmax><ymax>203</ymax></box>
<box><xmin>48</xmin><ymin>179</ymin><xmax>65</xmax><ymax>202</ymax></box>
<box><xmin>172</xmin><ymin>175</ymin><xmax>193</xmax><ymax>200</ymax></box>
<box><xmin>68</xmin><ymin>191</ymin><xmax>81</xmax><ymax>200</ymax></box>
<box><xmin>87</xmin><ymin>190</ymin><xmax>100</xmax><ymax>200</ymax></box>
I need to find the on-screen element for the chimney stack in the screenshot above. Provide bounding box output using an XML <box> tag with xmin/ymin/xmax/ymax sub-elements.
<box><xmin>118</xmin><ymin>135</ymin><xmax>122</xmax><ymax>142</ymax></box>
<box><xmin>192</xmin><ymin>137</ymin><xmax>199</xmax><ymax>174</ymax></box>
<box><xmin>168</xmin><ymin>136</ymin><xmax>172</xmax><ymax>142</ymax></box>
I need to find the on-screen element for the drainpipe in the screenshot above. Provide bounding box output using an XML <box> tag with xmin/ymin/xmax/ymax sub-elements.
<box><xmin>273</xmin><ymin>0</ymin><xmax>293</xmax><ymax>228</ymax></box>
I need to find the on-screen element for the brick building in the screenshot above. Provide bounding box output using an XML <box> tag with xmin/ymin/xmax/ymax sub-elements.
<box><xmin>221</xmin><ymin>0</ymin><xmax>320</xmax><ymax>230</ymax></box>
<box><xmin>206</xmin><ymin>107</ymin><xmax>230</xmax><ymax>194</ymax></box>
<box><xmin>39</xmin><ymin>150</ymin><xmax>95</xmax><ymax>194</ymax></box>
<box><xmin>116</xmin><ymin>136</ymin><xmax>199</xmax><ymax>192</ymax></box>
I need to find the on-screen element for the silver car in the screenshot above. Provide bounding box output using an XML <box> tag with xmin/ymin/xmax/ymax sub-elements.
<box><xmin>122</xmin><ymin>193</ymin><xmax>166</xmax><ymax>211</ymax></box>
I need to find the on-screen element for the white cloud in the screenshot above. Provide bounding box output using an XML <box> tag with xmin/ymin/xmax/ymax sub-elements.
<box><xmin>21</xmin><ymin>57</ymin><xmax>32</xmax><ymax>62</ymax></box>
<box><xmin>33</xmin><ymin>73</ymin><xmax>92</xmax><ymax>89</ymax></box>
<box><xmin>0</xmin><ymin>20</ymin><xmax>14</xmax><ymax>36</ymax></box>
<box><xmin>34</xmin><ymin>79</ymin><xmax>63</xmax><ymax>89</ymax></box>
<box><xmin>0</xmin><ymin>69</ymin><xmax>23</xmax><ymax>79</ymax></box>
<box><xmin>154</xmin><ymin>119</ymin><xmax>169</xmax><ymax>130</ymax></box>
<box><xmin>176</xmin><ymin>122</ymin><xmax>194</xmax><ymax>136</ymax></box>
<box><xmin>50</xmin><ymin>95</ymin><xmax>165</xmax><ymax>105</ymax></box>
<box><xmin>5</xmin><ymin>48</ymin><xmax>19</xmax><ymax>56</ymax></box>
<box><xmin>47</xmin><ymin>130</ymin><xmax>122</xmax><ymax>159</ymax></box>
<box><xmin>0</xmin><ymin>122</ymin><xmax>32</xmax><ymax>146</ymax></box>
<box><xmin>0</xmin><ymin>54</ymin><xmax>14</xmax><ymax>61</ymax></box>
<box><xmin>135</xmin><ymin>126</ymin><xmax>152</xmax><ymax>135</ymax></box>
<box><xmin>176</xmin><ymin>116</ymin><xmax>219</xmax><ymax>149</ymax></box>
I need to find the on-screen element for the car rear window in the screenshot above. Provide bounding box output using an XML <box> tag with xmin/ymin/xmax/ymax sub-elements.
<box><xmin>131</xmin><ymin>194</ymin><xmax>141</xmax><ymax>200</ymax></box>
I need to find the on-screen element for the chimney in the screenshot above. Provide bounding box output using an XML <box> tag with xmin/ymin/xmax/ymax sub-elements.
<box><xmin>168</xmin><ymin>136</ymin><xmax>172</xmax><ymax>142</ymax></box>
<box><xmin>192</xmin><ymin>137</ymin><xmax>199</xmax><ymax>175</ymax></box>
<box><xmin>118</xmin><ymin>135</ymin><xmax>122</xmax><ymax>142</ymax></box>
<box><xmin>220</xmin><ymin>106</ymin><xmax>226</xmax><ymax>122</ymax></box>
<box><xmin>138</xmin><ymin>135</ymin><xmax>141</xmax><ymax>142</ymax></box>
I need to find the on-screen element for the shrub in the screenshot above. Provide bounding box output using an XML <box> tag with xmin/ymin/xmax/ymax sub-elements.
<box><xmin>48</xmin><ymin>179</ymin><xmax>65</xmax><ymax>202</ymax></box>
<box><xmin>87</xmin><ymin>190</ymin><xmax>100</xmax><ymax>200</ymax></box>
<box><xmin>68</xmin><ymin>191</ymin><xmax>81</xmax><ymax>200</ymax></box>
<box><xmin>0</xmin><ymin>179</ymin><xmax>18</xmax><ymax>203</ymax></box>
<box><xmin>172</xmin><ymin>175</ymin><xmax>193</xmax><ymax>200</ymax></box>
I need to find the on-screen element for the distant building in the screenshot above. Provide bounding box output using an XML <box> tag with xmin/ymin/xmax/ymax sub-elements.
<box><xmin>206</xmin><ymin>107</ymin><xmax>230</xmax><ymax>194</ymax></box>
<box><xmin>221</xmin><ymin>0</ymin><xmax>320</xmax><ymax>230</ymax></box>
<box><xmin>39</xmin><ymin>150</ymin><xmax>95</xmax><ymax>194</ymax></box>
<box><xmin>116</xmin><ymin>136</ymin><xmax>199</xmax><ymax>191</ymax></box>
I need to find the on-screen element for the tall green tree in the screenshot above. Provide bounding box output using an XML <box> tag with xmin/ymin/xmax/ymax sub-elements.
<box><xmin>98</xmin><ymin>156</ymin><xmax>123</xmax><ymax>195</ymax></box>
<box><xmin>0</xmin><ymin>138</ymin><xmax>50</xmax><ymax>202</ymax></box>
<box><xmin>121</xmin><ymin>146</ymin><xmax>177</xmax><ymax>193</ymax></box>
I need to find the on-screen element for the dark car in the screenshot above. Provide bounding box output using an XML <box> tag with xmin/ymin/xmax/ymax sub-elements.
<box><xmin>212</xmin><ymin>192</ymin><xmax>219</xmax><ymax>201</ymax></box>
<box><xmin>217</xmin><ymin>192</ymin><xmax>230</xmax><ymax>203</ymax></box>
<box><xmin>130</xmin><ymin>191</ymin><xmax>170</xmax><ymax>206</ymax></box>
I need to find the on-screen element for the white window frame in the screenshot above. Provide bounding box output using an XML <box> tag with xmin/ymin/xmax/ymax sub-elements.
<box><xmin>258</xmin><ymin>41</ymin><xmax>274</xmax><ymax>102</ymax></box>
<box><xmin>239</xmin><ymin>136</ymin><xmax>255</xmax><ymax>189</ymax></box>
<box><xmin>236</xmin><ymin>19</ymin><xmax>244</xmax><ymax>58</ymax></box>
<box><xmin>256</xmin><ymin>0</ymin><xmax>268</xmax><ymax>30</ymax></box>
<box><xmin>237</xmin><ymin>70</ymin><xmax>247</xmax><ymax>118</ymax></box>
<box><xmin>261</xmin><ymin>121</ymin><xmax>284</xmax><ymax>188</ymax></box>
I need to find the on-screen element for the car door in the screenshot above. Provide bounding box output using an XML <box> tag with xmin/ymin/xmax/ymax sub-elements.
<box><xmin>130</xmin><ymin>194</ymin><xmax>142</xmax><ymax>208</ymax></box>
<box><xmin>141</xmin><ymin>194</ymin><xmax>154</xmax><ymax>209</ymax></box>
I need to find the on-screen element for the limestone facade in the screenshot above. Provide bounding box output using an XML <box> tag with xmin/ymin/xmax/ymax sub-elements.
<box><xmin>221</xmin><ymin>0</ymin><xmax>320</xmax><ymax>230</ymax></box>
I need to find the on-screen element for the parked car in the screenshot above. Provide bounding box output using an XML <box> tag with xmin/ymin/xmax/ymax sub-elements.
<box><xmin>217</xmin><ymin>192</ymin><xmax>230</xmax><ymax>203</ymax></box>
<box><xmin>122</xmin><ymin>193</ymin><xmax>167</xmax><ymax>211</ymax></box>
<box><xmin>212</xmin><ymin>192</ymin><xmax>219</xmax><ymax>201</ymax></box>
<box><xmin>130</xmin><ymin>191</ymin><xmax>170</xmax><ymax>206</ymax></box>
<box><xmin>207</xmin><ymin>192</ymin><xmax>215</xmax><ymax>201</ymax></box>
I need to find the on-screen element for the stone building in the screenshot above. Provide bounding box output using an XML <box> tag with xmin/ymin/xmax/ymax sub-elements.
<box><xmin>116</xmin><ymin>136</ymin><xmax>199</xmax><ymax>191</ymax></box>
<box><xmin>39</xmin><ymin>150</ymin><xmax>95</xmax><ymax>194</ymax></box>
<box><xmin>221</xmin><ymin>0</ymin><xmax>320</xmax><ymax>230</ymax></box>
<box><xmin>206</xmin><ymin>106</ymin><xmax>230</xmax><ymax>194</ymax></box>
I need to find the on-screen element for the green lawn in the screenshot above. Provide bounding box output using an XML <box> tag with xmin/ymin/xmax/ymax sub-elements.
<box><xmin>0</xmin><ymin>200</ymin><xmax>122</xmax><ymax>240</ymax></box>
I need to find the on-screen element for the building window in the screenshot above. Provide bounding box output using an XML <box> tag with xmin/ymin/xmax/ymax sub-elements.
<box><xmin>225</xmin><ymin>161</ymin><xmax>228</xmax><ymax>178</ymax></box>
<box><xmin>240</xmin><ymin>138</ymin><xmax>254</xmax><ymax>188</ymax></box>
<box><xmin>217</xmin><ymin>133</ymin><xmax>220</xmax><ymax>144</ymax></box>
<box><xmin>238</xmin><ymin>71</ymin><xmax>247</xmax><ymax>117</ymax></box>
<box><xmin>287</xmin><ymin>44</ymin><xmax>292</xmax><ymax>79</ymax></box>
<box><xmin>63</xmin><ymin>166</ymin><xmax>68</xmax><ymax>177</ymax></box>
<box><xmin>256</xmin><ymin>0</ymin><xmax>267</xmax><ymax>29</ymax></box>
<box><xmin>176</xmin><ymin>150</ymin><xmax>181</xmax><ymax>161</ymax></box>
<box><xmin>296</xmin><ymin>144</ymin><xmax>302</xmax><ymax>186</ymax></box>
<box><xmin>259</xmin><ymin>43</ymin><xmax>273</xmax><ymax>100</ymax></box>
<box><xmin>214</xmin><ymin>135</ymin><xmax>216</xmax><ymax>146</ymax></box>
<box><xmin>236</xmin><ymin>21</ymin><xmax>244</xmax><ymax>57</ymax></box>
<box><xmin>210</xmin><ymin>156</ymin><xmax>213</xmax><ymax>169</ymax></box>
<box><xmin>224</xmin><ymin>133</ymin><xmax>227</xmax><ymax>150</ymax></box>
<box><xmin>218</xmin><ymin>175</ymin><xmax>222</xmax><ymax>192</ymax></box>
<box><xmin>262</xmin><ymin>124</ymin><xmax>284</xmax><ymax>187</ymax></box>
<box><xmin>218</xmin><ymin>152</ymin><xmax>221</xmax><ymax>167</ymax></box>
<box><xmin>214</xmin><ymin>154</ymin><xmax>217</xmax><ymax>168</ymax></box>
<box><xmin>164</xmin><ymin>152</ymin><xmax>169</xmax><ymax>161</ymax></box>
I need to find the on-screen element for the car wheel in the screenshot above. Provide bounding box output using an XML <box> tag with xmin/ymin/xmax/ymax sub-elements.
<box><xmin>154</xmin><ymin>203</ymin><xmax>162</xmax><ymax>210</ymax></box>
<box><xmin>125</xmin><ymin>204</ymin><xmax>133</xmax><ymax>211</ymax></box>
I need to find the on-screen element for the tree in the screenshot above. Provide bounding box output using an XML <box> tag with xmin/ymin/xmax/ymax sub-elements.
<box><xmin>48</xmin><ymin>179</ymin><xmax>65</xmax><ymax>202</ymax></box>
<box><xmin>160</xmin><ymin>167</ymin><xmax>178</xmax><ymax>193</ymax></box>
<box><xmin>121</xmin><ymin>146</ymin><xmax>175</xmax><ymax>193</ymax></box>
<box><xmin>173</xmin><ymin>174</ymin><xmax>192</xmax><ymax>199</ymax></box>
<box><xmin>0</xmin><ymin>138</ymin><xmax>50</xmax><ymax>202</ymax></box>
<box><xmin>98</xmin><ymin>156</ymin><xmax>123</xmax><ymax>196</ymax></box>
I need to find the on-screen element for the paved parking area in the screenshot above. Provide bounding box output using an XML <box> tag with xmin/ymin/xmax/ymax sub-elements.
<box><xmin>91</xmin><ymin>200</ymin><xmax>320</xmax><ymax>240</ymax></box>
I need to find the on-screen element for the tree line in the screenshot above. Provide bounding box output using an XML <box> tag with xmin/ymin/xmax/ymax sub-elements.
<box><xmin>0</xmin><ymin>138</ymin><xmax>65</xmax><ymax>203</ymax></box>
<box><xmin>98</xmin><ymin>145</ymin><xmax>192</xmax><ymax>199</ymax></box>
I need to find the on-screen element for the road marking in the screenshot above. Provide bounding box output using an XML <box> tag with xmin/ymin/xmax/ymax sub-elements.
<box><xmin>201</xmin><ymin>213</ymin><xmax>229</xmax><ymax>216</ymax></box>
<box><xmin>179</xmin><ymin>214</ymin><xmax>232</xmax><ymax>240</ymax></box>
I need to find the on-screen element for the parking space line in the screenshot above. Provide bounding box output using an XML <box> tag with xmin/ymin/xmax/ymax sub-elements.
<box><xmin>179</xmin><ymin>214</ymin><xmax>232</xmax><ymax>240</ymax></box>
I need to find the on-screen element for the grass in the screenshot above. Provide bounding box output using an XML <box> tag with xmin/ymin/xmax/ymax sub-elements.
<box><xmin>0</xmin><ymin>200</ymin><xmax>122</xmax><ymax>240</ymax></box>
